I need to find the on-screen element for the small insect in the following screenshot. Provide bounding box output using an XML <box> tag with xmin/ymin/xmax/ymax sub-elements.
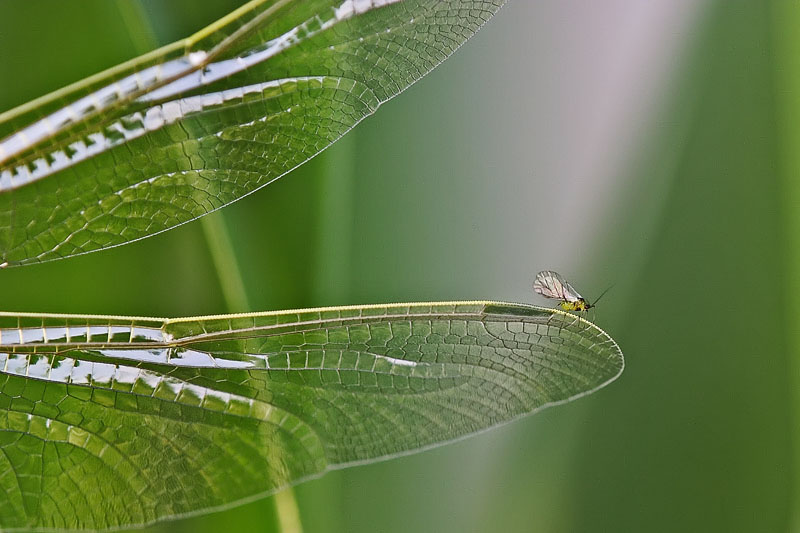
<box><xmin>533</xmin><ymin>270</ymin><xmax>609</xmax><ymax>312</ymax></box>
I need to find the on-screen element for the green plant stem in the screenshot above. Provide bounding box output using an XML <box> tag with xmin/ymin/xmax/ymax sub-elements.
<box><xmin>199</xmin><ymin>213</ymin><xmax>250</xmax><ymax>311</ymax></box>
<box><xmin>314</xmin><ymin>135</ymin><xmax>355</xmax><ymax>302</ymax></box>
<box><xmin>205</xmin><ymin>213</ymin><xmax>309</xmax><ymax>533</ymax></box>
<box><xmin>273</xmin><ymin>490</ymin><xmax>303</xmax><ymax>533</ymax></box>
<box><xmin>118</xmin><ymin>2</ymin><xmax>301</xmax><ymax>531</ymax></box>
<box><xmin>772</xmin><ymin>2</ymin><xmax>800</xmax><ymax>529</ymax></box>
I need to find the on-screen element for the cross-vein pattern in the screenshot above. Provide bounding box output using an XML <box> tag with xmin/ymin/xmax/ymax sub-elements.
<box><xmin>0</xmin><ymin>0</ymin><xmax>506</xmax><ymax>266</ymax></box>
<box><xmin>0</xmin><ymin>301</ymin><xmax>623</xmax><ymax>530</ymax></box>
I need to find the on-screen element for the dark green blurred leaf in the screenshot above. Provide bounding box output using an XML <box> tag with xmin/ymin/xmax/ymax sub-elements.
<box><xmin>563</xmin><ymin>2</ymin><xmax>793</xmax><ymax>532</ymax></box>
<box><xmin>0</xmin><ymin>0</ymin><xmax>504</xmax><ymax>266</ymax></box>
<box><xmin>0</xmin><ymin>302</ymin><xmax>622</xmax><ymax>530</ymax></box>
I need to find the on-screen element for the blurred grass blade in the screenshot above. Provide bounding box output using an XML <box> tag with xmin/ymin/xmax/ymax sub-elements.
<box><xmin>0</xmin><ymin>301</ymin><xmax>623</xmax><ymax>530</ymax></box>
<box><xmin>772</xmin><ymin>2</ymin><xmax>800</xmax><ymax>528</ymax></box>
<box><xmin>0</xmin><ymin>0</ymin><xmax>505</xmax><ymax>266</ymax></box>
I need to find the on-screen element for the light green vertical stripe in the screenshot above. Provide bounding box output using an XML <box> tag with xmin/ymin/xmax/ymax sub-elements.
<box><xmin>115</xmin><ymin>0</ymin><xmax>157</xmax><ymax>55</ymax></box>
<box><xmin>200</xmin><ymin>212</ymin><xmax>251</xmax><ymax>311</ymax></box>
<box><xmin>301</xmin><ymin>98</ymin><xmax>357</xmax><ymax>533</ymax></box>
<box><xmin>314</xmin><ymin>135</ymin><xmax>356</xmax><ymax>303</ymax></box>
<box><xmin>116</xmin><ymin>2</ymin><xmax>300</xmax><ymax>531</ymax></box>
<box><xmin>772</xmin><ymin>2</ymin><xmax>800</xmax><ymax>529</ymax></box>
<box><xmin>272</xmin><ymin>490</ymin><xmax>303</xmax><ymax>533</ymax></box>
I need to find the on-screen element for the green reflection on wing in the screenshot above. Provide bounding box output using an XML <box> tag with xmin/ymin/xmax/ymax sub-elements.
<box><xmin>0</xmin><ymin>301</ymin><xmax>622</xmax><ymax>530</ymax></box>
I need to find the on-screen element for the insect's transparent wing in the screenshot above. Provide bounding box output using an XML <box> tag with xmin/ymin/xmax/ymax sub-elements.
<box><xmin>0</xmin><ymin>0</ymin><xmax>506</xmax><ymax>266</ymax></box>
<box><xmin>0</xmin><ymin>302</ymin><xmax>623</xmax><ymax>530</ymax></box>
<box><xmin>533</xmin><ymin>270</ymin><xmax>583</xmax><ymax>303</ymax></box>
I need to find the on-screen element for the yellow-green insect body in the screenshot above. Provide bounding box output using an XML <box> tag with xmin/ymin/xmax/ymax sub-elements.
<box><xmin>559</xmin><ymin>298</ymin><xmax>591</xmax><ymax>312</ymax></box>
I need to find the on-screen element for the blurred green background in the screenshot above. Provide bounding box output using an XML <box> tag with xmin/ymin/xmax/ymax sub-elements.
<box><xmin>0</xmin><ymin>0</ymin><xmax>795</xmax><ymax>531</ymax></box>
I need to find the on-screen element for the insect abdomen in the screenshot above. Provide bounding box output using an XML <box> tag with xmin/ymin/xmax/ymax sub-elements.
<box><xmin>560</xmin><ymin>300</ymin><xmax>589</xmax><ymax>312</ymax></box>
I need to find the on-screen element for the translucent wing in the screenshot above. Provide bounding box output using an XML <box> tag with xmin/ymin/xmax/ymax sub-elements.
<box><xmin>533</xmin><ymin>270</ymin><xmax>584</xmax><ymax>303</ymax></box>
<box><xmin>0</xmin><ymin>0</ymin><xmax>508</xmax><ymax>267</ymax></box>
<box><xmin>0</xmin><ymin>302</ymin><xmax>624</xmax><ymax>530</ymax></box>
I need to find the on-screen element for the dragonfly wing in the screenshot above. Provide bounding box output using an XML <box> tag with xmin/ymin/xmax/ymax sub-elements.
<box><xmin>533</xmin><ymin>271</ymin><xmax>583</xmax><ymax>302</ymax></box>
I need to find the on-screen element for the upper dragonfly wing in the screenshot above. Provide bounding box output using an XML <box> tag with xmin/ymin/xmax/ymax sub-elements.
<box><xmin>0</xmin><ymin>0</ymin><xmax>508</xmax><ymax>267</ymax></box>
<box><xmin>533</xmin><ymin>270</ymin><xmax>583</xmax><ymax>303</ymax></box>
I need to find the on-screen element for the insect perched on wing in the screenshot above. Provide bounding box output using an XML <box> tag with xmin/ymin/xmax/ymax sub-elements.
<box><xmin>533</xmin><ymin>270</ymin><xmax>609</xmax><ymax>312</ymax></box>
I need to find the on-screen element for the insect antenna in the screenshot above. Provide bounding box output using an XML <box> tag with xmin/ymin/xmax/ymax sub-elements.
<box><xmin>590</xmin><ymin>284</ymin><xmax>614</xmax><ymax>307</ymax></box>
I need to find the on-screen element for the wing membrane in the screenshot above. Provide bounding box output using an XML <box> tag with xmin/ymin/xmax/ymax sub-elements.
<box><xmin>0</xmin><ymin>301</ymin><xmax>623</xmax><ymax>530</ymax></box>
<box><xmin>533</xmin><ymin>270</ymin><xmax>584</xmax><ymax>303</ymax></box>
<box><xmin>0</xmin><ymin>0</ymin><xmax>506</xmax><ymax>266</ymax></box>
